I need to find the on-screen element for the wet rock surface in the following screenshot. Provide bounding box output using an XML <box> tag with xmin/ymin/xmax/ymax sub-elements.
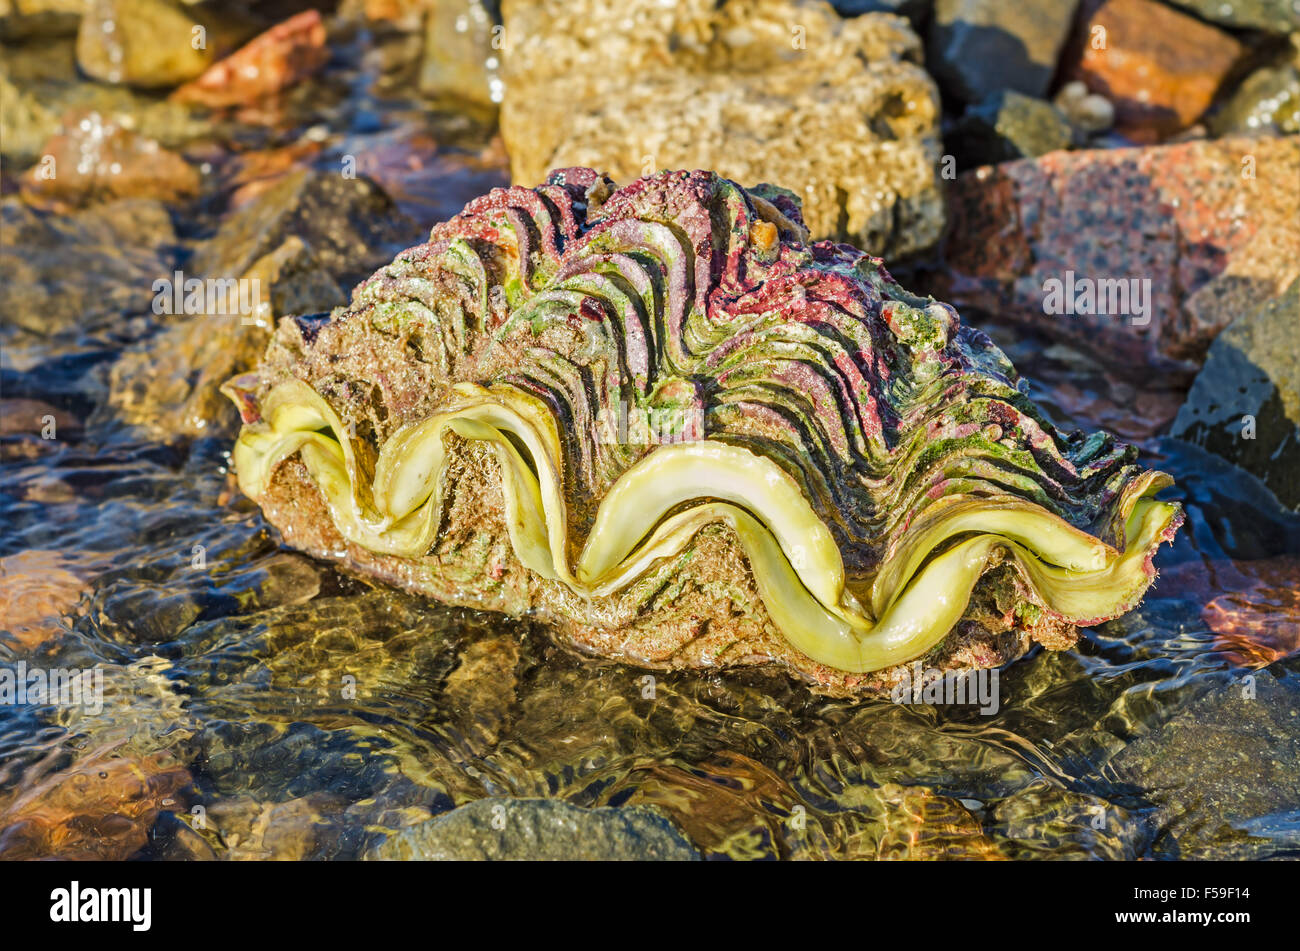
<box><xmin>368</xmin><ymin>797</ymin><xmax>700</xmax><ymax>860</ymax></box>
<box><xmin>1172</xmin><ymin>278</ymin><xmax>1300</xmax><ymax>510</ymax></box>
<box><xmin>0</xmin><ymin>0</ymin><xmax>1298</xmax><ymax>863</ymax></box>
<box><xmin>1165</xmin><ymin>0</ymin><xmax>1300</xmax><ymax>34</ymax></box>
<box><xmin>0</xmin><ymin>196</ymin><xmax>178</xmax><ymax>336</ymax></box>
<box><xmin>950</xmin><ymin>89</ymin><xmax>1074</xmax><ymax>167</ymax></box>
<box><xmin>499</xmin><ymin>0</ymin><xmax>944</xmax><ymax>258</ymax></box>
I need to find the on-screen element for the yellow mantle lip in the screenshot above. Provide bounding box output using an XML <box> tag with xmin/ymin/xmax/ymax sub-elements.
<box><xmin>227</xmin><ymin>377</ymin><xmax>1181</xmax><ymax>674</ymax></box>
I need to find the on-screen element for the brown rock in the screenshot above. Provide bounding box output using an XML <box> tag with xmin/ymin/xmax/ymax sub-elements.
<box><xmin>0</xmin><ymin>747</ymin><xmax>191</xmax><ymax>860</ymax></box>
<box><xmin>499</xmin><ymin>0</ymin><xmax>944</xmax><ymax>258</ymax></box>
<box><xmin>22</xmin><ymin>109</ymin><xmax>199</xmax><ymax>208</ymax></box>
<box><xmin>172</xmin><ymin>9</ymin><xmax>328</xmax><ymax>108</ymax></box>
<box><xmin>76</xmin><ymin>0</ymin><xmax>216</xmax><ymax>87</ymax></box>
<box><xmin>929</xmin><ymin>136</ymin><xmax>1300</xmax><ymax>373</ymax></box>
<box><xmin>1203</xmin><ymin>557</ymin><xmax>1300</xmax><ymax>667</ymax></box>
<box><xmin>1068</xmin><ymin>0</ymin><xmax>1245</xmax><ymax>142</ymax></box>
<box><xmin>0</xmin><ymin>549</ymin><xmax>97</xmax><ymax>651</ymax></box>
<box><xmin>108</xmin><ymin>236</ymin><xmax>345</xmax><ymax>439</ymax></box>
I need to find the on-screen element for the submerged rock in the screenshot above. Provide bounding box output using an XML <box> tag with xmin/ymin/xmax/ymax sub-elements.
<box><xmin>1172</xmin><ymin>278</ymin><xmax>1300</xmax><ymax>511</ymax></box>
<box><xmin>1107</xmin><ymin>670</ymin><xmax>1300</xmax><ymax>859</ymax></box>
<box><xmin>498</xmin><ymin>0</ymin><xmax>944</xmax><ymax>259</ymax></box>
<box><xmin>367</xmin><ymin>797</ymin><xmax>700</xmax><ymax>860</ymax></box>
<box><xmin>224</xmin><ymin>167</ymin><xmax>1181</xmax><ymax>696</ymax></box>
<box><xmin>0</xmin><ymin>196</ymin><xmax>177</xmax><ymax>336</ymax></box>
<box><xmin>930</xmin><ymin>136</ymin><xmax>1300</xmax><ymax>374</ymax></box>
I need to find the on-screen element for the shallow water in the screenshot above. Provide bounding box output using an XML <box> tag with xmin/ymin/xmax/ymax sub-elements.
<box><xmin>2</xmin><ymin>23</ymin><xmax>1298</xmax><ymax>861</ymax></box>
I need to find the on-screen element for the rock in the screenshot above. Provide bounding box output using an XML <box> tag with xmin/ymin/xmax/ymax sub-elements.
<box><xmin>950</xmin><ymin>89</ymin><xmax>1073</xmax><ymax>168</ymax></box>
<box><xmin>0</xmin><ymin>747</ymin><xmax>192</xmax><ymax>860</ymax></box>
<box><xmin>0</xmin><ymin>61</ymin><xmax>210</xmax><ymax>162</ymax></box>
<box><xmin>1165</xmin><ymin>0</ymin><xmax>1300</xmax><ymax>34</ymax></box>
<box><xmin>0</xmin><ymin>549</ymin><xmax>89</xmax><ymax>651</ymax></box>
<box><xmin>1202</xmin><ymin>556</ymin><xmax>1300</xmax><ymax>666</ymax></box>
<box><xmin>499</xmin><ymin>0</ymin><xmax>944</xmax><ymax>259</ymax></box>
<box><xmin>22</xmin><ymin>109</ymin><xmax>200</xmax><ymax>207</ymax></box>
<box><xmin>0</xmin><ymin>0</ymin><xmax>84</xmax><ymax>40</ymax></box>
<box><xmin>1053</xmin><ymin>79</ymin><xmax>1115</xmax><ymax>134</ymax></box>
<box><xmin>76</xmin><ymin>0</ymin><xmax>217</xmax><ymax>87</ymax></box>
<box><xmin>1209</xmin><ymin>40</ymin><xmax>1300</xmax><ymax>137</ymax></box>
<box><xmin>0</xmin><ymin>196</ymin><xmax>177</xmax><ymax>335</ymax></box>
<box><xmin>927</xmin><ymin>0</ymin><xmax>1078</xmax><ymax>104</ymax></box>
<box><xmin>0</xmin><ymin>71</ymin><xmax>56</xmax><ymax>164</ymax></box>
<box><xmin>189</xmin><ymin>168</ymin><xmax>421</xmax><ymax>290</ymax></box>
<box><xmin>1107</xmin><ymin>671</ymin><xmax>1300</xmax><ymax>859</ymax></box>
<box><xmin>172</xmin><ymin>9</ymin><xmax>328</xmax><ymax>108</ymax></box>
<box><xmin>830</xmin><ymin>0</ymin><xmax>930</xmax><ymax>25</ymax></box>
<box><xmin>990</xmin><ymin>781</ymin><xmax>1142</xmax><ymax>860</ymax></box>
<box><xmin>1172</xmin><ymin>278</ymin><xmax>1300</xmax><ymax>510</ymax></box>
<box><xmin>928</xmin><ymin>136</ymin><xmax>1300</xmax><ymax>373</ymax></box>
<box><xmin>1067</xmin><ymin>0</ymin><xmax>1245</xmax><ymax>143</ymax></box>
<box><xmin>207</xmin><ymin>793</ymin><xmax>350</xmax><ymax>860</ymax></box>
<box><xmin>108</xmin><ymin>235</ymin><xmax>346</xmax><ymax>438</ymax></box>
<box><xmin>419</xmin><ymin>0</ymin><xmax>500</xmax><ymax>110</ymax></box>
<box><xmin>367</xmin><ymin>797</ymin><xmax>700</xmax><ymax>860</ymax></box>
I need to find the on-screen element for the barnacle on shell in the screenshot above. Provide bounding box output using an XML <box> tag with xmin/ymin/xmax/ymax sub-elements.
<box><xmin>224</xmin><ymin>168</ymin><xmax>1182</xmax><ymax>693</ymax></box>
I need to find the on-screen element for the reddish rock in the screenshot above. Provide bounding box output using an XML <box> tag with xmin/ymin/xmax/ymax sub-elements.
<box><xmin>0</xmin><ymin>550</ymin><xmax>95</xmax><ymax>652</ymax></box>
<box><xmin>0</xmin><ymin>747</ymin><xmax>191</xmax><ymax>860</ymax></box>
<box><xmin>22</xmin><ymin>109</ymin><xmax>200</xmax><ymax>208</ymax></box>
<box><xmin>1202</xmin><ymin>557</ymin><xmax>1300</xmax><ymax>667</ymax></box>
<box><xmin>929</xmin><ymin>136</ymin><xmax>1300</xmax><ymax>374</ymax></box>
<box><xmin>1068</xmin><ymin>0</ymin><xmax>1245</xmax><ymax>142</ymax></box>
<box><xmin>172</xmin><ymin>10</ymin><xmax>328</xmax><ymax>108</ymax></box>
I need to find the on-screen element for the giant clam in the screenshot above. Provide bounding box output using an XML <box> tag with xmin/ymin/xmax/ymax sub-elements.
<box><xmin>223</xmin><ymin>168</ymin><xmax>1182</xmax><ymax>695</ymax></box>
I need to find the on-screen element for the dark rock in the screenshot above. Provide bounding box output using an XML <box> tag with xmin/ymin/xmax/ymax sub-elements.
<box><xmin>829</xmin><ymin>0</ymin><xmax>931</xmax><ymax>26</ymax></box>
<box><xmin>190</xmin><ymin>169</ymin><xmax>421</xmax><ymax>290</ymax></box>
<box><xmin>1107</xmin><ymin>670</ymin><xmax>1300</xmax><ymax>859</ymax></box>
<box><xmin>951</xmin><ymin>89</ymin><xmax>1073</xmax><ymax>167</ymax></box>
<box><xmin>1166</xmin><ymin>0</ymin><xmax>1300</xmax><ymax>34</ymax></box>
<box><xmin>0</xmin><ymin>0</ymin><xmax>83</xmax><ymax>40</ymax></box>
<box><xmin>367</xmin><ymin>797</ymin><xmax>700</xmax><ymax>860</ymax></box>
<box><xmin>109</xmin><ymin>235</ymin><xmax>346</xmax><ymax>438</ymax></box>
<box><xmin>1172</xmin><ymin>278</ymin><xmax>1300</xmax><ymax>511</ymax></box>
<box><xmin>928</xmin><ymin>0</ymin><xmax>1078</xmax><ymax>104</ymax></box>
<box><xmin>0</xmin><ymin>197</ymin><xmax>177</xmax><ymax>335</ymax></box>
<box><xmin>22</xmin><ymin>109</ymin><xmax>201</xmax><ymax>208</ymax></box>
<box><xmin>1209</xmin><ymin>43</ymin><xmax>1300</xmax><ymax>137</ymax></box>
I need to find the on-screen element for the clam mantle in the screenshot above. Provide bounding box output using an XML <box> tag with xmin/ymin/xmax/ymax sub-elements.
<box><xmin>224</xmin><ymin>168</ymin><xmax>1182</xmax><ymax>695</ymax></box>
